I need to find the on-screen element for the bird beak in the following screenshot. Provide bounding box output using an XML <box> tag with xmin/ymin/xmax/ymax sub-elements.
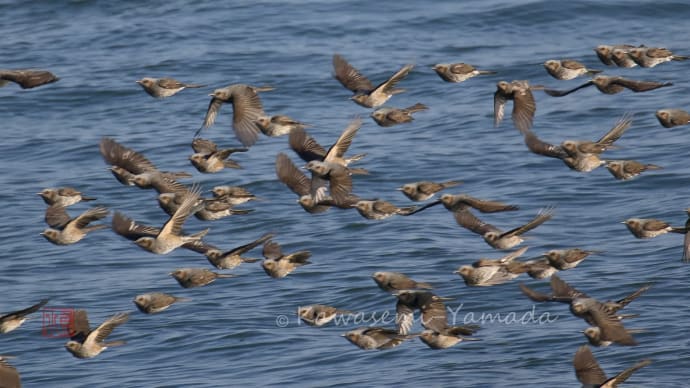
<box><xmin>208</xmin><ymin>93</ymin><xmax>215</xmax><ymax>97</ymax></box>
<box><xmin>135</xmin><ymin>80</ymin><xmax>142</xmax><ymax>84</ymax></box>
<box><xmin>340</xmin><ymin>333</ymin><xmax>347</xmax><ymax>337</ymax></box>
<box><xmin>39</xmin><ymin>232</ymin><xmax>45</xmax><ymax>236</ymax></box>
<box><xmin>395</xmin><ymin>187</ymin><xmax>403</xmax><ymax>191</ymax></box>
<box><xmin>452</xmin><ymin>270</ymin><xmax>460</xmax><ymax>274</ymax></box>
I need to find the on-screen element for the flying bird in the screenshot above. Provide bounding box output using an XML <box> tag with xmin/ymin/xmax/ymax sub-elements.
<box><xmin>0</xmin><ymin>69</ymin><xmax>59</xmax><ymax>89</ymax></box>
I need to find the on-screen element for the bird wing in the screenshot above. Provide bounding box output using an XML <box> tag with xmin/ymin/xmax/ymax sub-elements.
<box><xmin>332</xmin><ymin>54</ymin><xmax>374</xmax><ymax>93</ymax></box>
<box><xmin>289</xmin><ymin>127</ymin><xmax>327</xmax><ymax>162</ymax></box>
<box><xmin>395</xmin><ymin>299</ymin><xmax>415</xmax><ymax>335</ymax></box>
<box><xmin>573</xmin><ymin>345</ymin><xmax>608</xmax><ymax>385</ymax></box>
<box><xmin>111</xmin><ymin>211</ymin><xmax>160</xmax><ymax>240</ymax></box>
<box><xmin>611</xmin><ymin>77</ymin><xmax>672</xmax><ymax>92</ymax></box>
<box><xmin>603</xmin><ymin>359</ymin><xmax>652</xmax><ymax>386</ymax></box>
<box><xmin>372</xmin><ymin>200</ymin><xmax>399</xmax><ymax>214</ymax></box>
<box><xmin>156</xmin><ymin>78</ymin><xmax>186</xmax><ymax>89</ymax></box>
<box><xmin>0</xmin><ymin>69</ymin><xmax>59</xmax><ymax>88</ymax></box>
<box><xmin>73</xmin><ymin>206</ymin><xmax>109</xmax><ymax>229</ymax></box>
<box><xmin>160</xmin><ymin>186</ymin><xmax>200</xmax><ymax>237</ymax></box>
<box><xmin>522</xmin><ymin>129</ymin><xmax>569</xmax><ymax>159</ymax></box>
<box><xmin>453</xmin><ymin>209</ymin><xmax>499</xmax><ymax>236</ymax></box>
<box><xmin>191</xmin><ymin>138</ymin><xmax>218</xmax><ymax>154</ymax></box>
<box><xmin>230</xmin><ymin>85</ymin><xmax>265</xmax><ymax>147</ymax></box>
<box><xmin>45</xmin><ymin>205</ymin><xmax>71</xmax><ymax>229</ymax></box>
<box><xmin>543</xmin><ymin>80</ymin><xmax>594</xmax><ymax>97</ymax></box>
<box><xmin>500</xmin><ymin>207</ymin><xmax>555</xmax><ymax>239</ymax></box>
<box><xmin>595</xmin><ymin>114</ymin><xmax>633</xmax><ymax>147</ymax></box>
<box><xmin>324</xmin><ymin>117</ymin><xmax>362</xmax><ymax>163</ymax></box>
<box><xmin>86</xmin><ymin>312</ymin><xmax>129</xmax><ymax>347</ymax></box>
<box><xmin>550</xmin><ymin>274</ymin><xmax>588</xmax><ymax>298</ymax></box>
<box><xmin>225</xmin><ymin>233</ymin><xmax>275</xmax><ymax>256</ymax></box>
<box><xmin>275</xmin><ymin>153</ymin><xmax>311</xmax><ymax>197</ymax></box>
<box><xmin>69</xmin><ymin>309</ymin><xmax>92</xmax><ymax>342</ymax></box>
<box><xmin>456</xmin><ymin>194</ymin><xmax>520</xmax><ymax>213</ymax></box>
<box><xmin>369</xmin><ymin>63</ymin><xmax>414</xmax><ymax>97</ymax></box>
<box><xmin>262</xmin><ymin>240</ymin><xmax>283</xmax><ymax>260</ymax></box>
<box><xmin>200</xmin><ymin>97</ymin><xmax>224</xmax><ymax>131</ymax></box>
<box><xmin>99</xmin><ymin>137</ymin><xmax>159</xmax><ymax>174</ymax></box>
<box><xmin>587</xmin><ymin>302</ymin><xmax>637</xmax><ymax>345</ymax></box>
<box><xmin>511</xmin><ymin>86</ymin><xmax>536</xmax><ymax>132</ymax></box>
<box><xmin>0</xmin><ymin>299</ymin><xmax>49</xmax><ymax>321</ymax></box>
<box><xmin>493</xmin><ymin>91</ymin><xmax>507</xmax><ymax>127</ymax></box>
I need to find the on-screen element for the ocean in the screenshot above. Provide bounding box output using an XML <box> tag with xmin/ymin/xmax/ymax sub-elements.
<box><xmin>1</xmin><ymin>0</ymin><xmax>689</xmax><ymax>386</ymax></box>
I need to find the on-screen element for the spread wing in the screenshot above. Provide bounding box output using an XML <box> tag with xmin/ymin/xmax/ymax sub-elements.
<box><xmin>453</xmin><ymin>209</ymin><xmax>500</xmax><ymax>236</ymax></box>
<box><xmin>543</xmin><ymin>80</ymin><xmax>594</xmax><ymax>97</ymax></box>
<box><xmin>45</xmin><ymin>205</ymin><xmax>71</xmax><ymax>228</ymax></box>
<box><xmin>289</xmin><ymin>127</ymin><xmax>327</xmax><ymax>162</ymax></box>
<box><xmin>111</xmin><ymin>211</ymin><xmax>160</xmax><ymax>240</ymax></box>
<box><xmin>99</xmin><ymin>137</ymin><xmax>159</xmax><ymax>174</ymax></box>
<box><xmin>324</xmin><ymin>117</ymin><xmax>362</xmax><ymax>162</ymax></box>
<box><xmin>230</xmin><ymin>85</ymin><xmax>265</xmax><ymax>147</ymax></box>
<box><xmin>522</xmin><ymin>129</ymin><xmax>569</xmax><ymax>159</ymax></box>
<box><xmin>275</xmin><ymin>153</ymin><xmax>311</xmax><ymax>196</ymax></box>
<box><xmin>573</xmin><ymin>345</ymin><xmax>608</xmax><ymax>386</ymax></box>
<box><xmin>332</xmin><ymin>54</ymin><xmax>374</xmax><ymax>93</ymax></box>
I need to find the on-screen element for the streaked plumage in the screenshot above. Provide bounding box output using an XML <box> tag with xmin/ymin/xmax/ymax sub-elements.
<box><xmin>343</xmin><ymin>327</ymin><xmax>417</xmax><ymax>350</ymax></box>
<box><xmin>573</xmin><ymin>345</ymin><xmax>651</xmax><ymax>387</ymax></box>
<box><xmin>432</xmin><ymin>62</ymin><xmax>495</xmax><ymax>83</ymax></box>
<box><xmin>41</xmin><ymin>206</ymin><xmax>109</xmax><ymax>245</ymax></box>
<box><xmin>372</xmin><ymin>271</ymin><xmax>433</xmax><ymax>292</ymax></box>
<box><xmin>655</xmin><ymin>109</ymin><xmax>690</xmax><ymax>128</ymax></box>
<box><xmin>454</xmin><ymin>207</ymin><xmax>555</xmax><ymax>249</ymax></box>
<box><xmin>170</xmin><ymin>268</ymin><xmax>235</xmax><ymax>288</ymax></box>
<box><xmin>622</xmin><ymin>218</ymin><xmax>683</xmax><ymax>239</ymax></box>
<box><xmin>605</xmin><ymin>160</ymin><xmax>662</xmax><ymax>180</ymax></box>
<box><xmin>544</xmin><ymin>75</ymin><xmax>672</xmax><ymax>97</ymax></box>
<box><xmin>370</xmin><ymin>103</ymin><xmax>428</xmax><ymax>127</ymax></box>
<box><xmin>494</xmin><ymin>80</ymin><xmax>539</xmax><ymax>132</ymax></box>
<box><xmin>543</xmin><ymin>59</ymin><xmax>601</xmax><ymax>80</ymax></box>
<box><xmin>133</xmin><ymin>293</ymin><xmax>189</xmax><ymax>314</ymax></box>
<box><xmin>65</xmin><ymin>311</ymin><xmax>129</xmax><ymax>359</ymax></box>
<box><xmin>261</xmin><ymin>240</ymin><xmax>311</xmax><ymax>278</ymax></box>
<box><xmin>254</xmin><ymin>114</ymin><xmax>309</xmax><ymax>136</ymax></box>
<box><xmin>397</xmin><ymin>180</ymin><xmax>462</xmax><ymax>202</ymax></box>
<box><xmin>333</xmin><ymin>54</ymin><xmax>414</xmax><ymax>108</ymax></box>
<box><xmin>136</xmin><ymin>77</ymin><xmax>205</xmax><ymax>98</ymax></box>
<box><xmin>628</xmin><ymin>46</ymin><xmax>687</xmax><ymax>68</ymax></box>
<box><xmin>38</xmin><ymin>187</ymin><xmax>95</xmax><ymax>207</ymax></box>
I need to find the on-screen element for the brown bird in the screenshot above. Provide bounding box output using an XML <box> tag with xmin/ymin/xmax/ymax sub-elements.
<box><xmin>605</xmin><ymin>160</ymin><xmax>662</xmax><ymax>180</ymax></box>
<box><xmin>189</xmin><ymin>138</ymin><xmax>247</xmax><ymax>173</ymax></box>
<box><xmin>610</xmin><ymin>48</ymin><xmax>639</xmax><ymax>68</ymax></box>
<box><xmin>111</xmin><ymin>211</ymin><xmax>211</xmax><ymax>255</ymax></box>
<box><xmin>211</xmin><ymin>185</ymin><xmax>257</xmax><ymax>205</ymax></box>
<box><xmin>0</xmin><ymin>299</ymin><xmax>49</xmax><ymax>334</ymax></box>
<box><xmin>519</xmin><ymin>275</ymin><xmax>648</xmax><ymax>346</ymax></box>
<box><xmin>196</xmin><ymin>84</ymin><xmax>273</xmax><ymax>147</ymax></box>
<box><xmin>202</xmin><ymin>233</ymin><xmax>273</xmax><ymax>270</ymax></box>
<box><xmin>540</xmin><ymin>248</ymin><xmax>601</xmax><ymax>270</ymax></box>
<box><xmin>544</xmin><ymin>75</ymin><xmax>672</xmax><ymax>97</ymax></box>
<box><xmin>628</xmin><ymin>46</ymin><xmax>687</xmax><ymax>68</ymax></box>
<box><xmin>594</xmin><ymin>44</ymin><xmax>640</xmax><ymax>66</ymax></box>
<box><xmin>342</xmin><ymin>327</ymin><xmax>417</xmax><ymax>350</ymax></box>
<box><xmin>419</xmin><ymin>329</ymin><xmax>481</xmax><ymax>349</ymax></box>
<box><xmin>372</xmin><ymin>271</ymin><xmax>433</xmax><ymax>292</ymax></box>
<box><xmin>65</xmin><ymin>310</ymin><xmax>130</xmax><ymax>359</ymax></box>
<box><xmin>254</xmin><ymin>114</ymin><xmax>309</xmax><ymax>137</ymax></box>
<box><xmin>394</xmin><ymin>290</ymin><xmax>478</xmax><ymax>336</ymax></box>
<box><xmin>573</xmin><ymin>345</ymin><xmax>651</xmax><ymax>387</ymax></box>
<box><xmin>99</xmin><ymin>137</ymin><xmax>191</xmax><ymax>192</ymax></box>
<box><xmin>456</xmin><ymin>247</ymin><xmax>529</xmax><ymax>286</ymax></box>
<box><xmin>438</xmin><ymin>193</ymin><xmax>519</xmax><ymax>213</ymax></box>
<box><xmin>297</xmin><ymin>304</ymin><xmax>352</xmax><ymax>327</ymax></box>
<box><xmin>41</xmin><ymin>206</ymin><xmax>109</xmax><ymax>245</ymax></box>
<box><xmin>583</xmin><ymin>326</ymin><xmax>646</xmax><ymax>347</ymax></box>
<box><xmin>170</xmin><ymin>268</ymin><xmax>235</xmax><ymax>288</ymax></box>
<box><xmin>38</xmin><ymin>187</ymin><xmax>96</xmax><ymax>207</ymax></box>
<box><xmin>134</xmin><ymin>186</ymin><xmax>209</xmax><ymax>254</ymax></box>
<box><xmin>681</xmin><ymin>208</ymin><xmax>690</xmax><ymax>263</ymax></box>
<box><xmin>352</xmin><ymin>199</ymin><xmax>418</xmax><ymax>220</ymax></box>
<box><xmin>622</xmin><ymin>218</ymin><xmax>684</xmax><ymax>239</ymax></box>
<box><xmin>454</xmin><ymin>207</ymin><xmax>555</xmax><ymax>249</ymax></box>
<box><xmin>0</xmin><ymin>356</ymin><xmax>21</xmax><ymax>388</ymax></box>
<box><xmin>333</xmin><ymin>54</ymin><xmax>414</xmax><ymax>108</ymax></box>
<box><xmin>136</xmin><ymin>77</ymin><xmax>205</xmax><ymax>98</ymax></box>
<box><xmin>655</xmin><ymin>108</ymin><xmax>690</xmax><ymax>128</ymax></box>
<box><xmin>0</xmin><ymin>69</ymin><xmax>59</xmax><ymax>89</ymax></box>
<box><xmin>261</xmin><ymin>240</ymin><xmax>312</xmax><ymax>278</ymax></box>
<box><xmin>397</xmin><ymin>180</ymin><xmax>462</xmax><ymax>202</ymax></box>
<box><xmin>133</xmin><ymin>293</ymin><xmax>189</xmax><ymax>314</ymax></box>
<box><xmin>157</xmin><ymin>192</ymin><xmax>252</xmax><ymax>222</ymax></box>
<box><xmin>370</xmin><ymin>103</ymin><xmax>428</xmax><ymax>127</ymax></box>
<box><xmin>494</xmin><ymin>80</ymin><xmax>544</xmax><ymax>132</ymax></box>
<box><xmin>521</xmin><ymin>257</ymin><xmax>559</xmax><ymax>279</ymax></box>
<box><xmin>432</xmin><ymin>62</ymin><xmax>496</xmax><ymax>83</ymax></box>
<box><xmin>543</xmin><ymin>59</ymin><xmax>601</xmax><ymax>80</ymax></box>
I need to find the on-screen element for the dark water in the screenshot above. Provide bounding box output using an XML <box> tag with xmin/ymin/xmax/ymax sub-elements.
<box><xmin>2</xmin><ymin>0</ymin><xmax>689</xmax><ymax>386</ymax></box>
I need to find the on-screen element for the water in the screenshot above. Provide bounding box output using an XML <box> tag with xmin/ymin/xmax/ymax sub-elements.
<box><xmin>1</xmin><ymin>0</ymin><xmax>689</xmax><ymax>386</ymax></box>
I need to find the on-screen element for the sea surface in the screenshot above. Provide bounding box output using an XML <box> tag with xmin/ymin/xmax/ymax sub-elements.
<box><xmin>1</xmin><ymin>0</ymin><xmax>689</xmax><ymax>386</ymax></box>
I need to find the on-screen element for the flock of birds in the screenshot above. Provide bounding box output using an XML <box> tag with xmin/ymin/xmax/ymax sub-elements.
<box><xmin>1</xmin><ymin>43</ymin><xmax>689</xmax><ymax>387</ymax></box>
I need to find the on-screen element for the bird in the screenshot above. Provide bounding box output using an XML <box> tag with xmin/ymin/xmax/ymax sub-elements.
<box><xmin>135</xmin><ymin>77</ymin><xmax>205</xmax><ymax>98</ymax></box>
<box><xmin>397</xmin><ymin>180</ymin><xmax>462</xmax><ymax>202</ymax></box>
<box><xmin>189</xmin><ymin>138</ymin><xmax>247</xmax><ymax>173</ymax></box>
<box><xmin>99</xmin><ymin>137</ymin><xmax>191</xmax><ymax>192</ymax></box>
<box><xmin>594</xmin><ymin>44</ymin><xmax>641</xmax><ymax>66</ymax></box>
<box><xmin>196</xmin><ymin>84</ymin><xmax>273</xmax><ymax>147</ymax></box>
<box><xmin>418</xmin><ymin>329</ymin><xmax>481</xmax><ymax>349</ymax></box>
<box><xmin>494</xmin><ymin>80</ymin><xmax>540</xmax><ymax>132</ymax></box>
<box><xmin>370</xmin><ymin>103</ymin><xmax>428</xmax><ymax>127</ymax></box>
<box><xmin>210</xmin><ymin>185</ymin><xmax>257</xmax><ymax>205</ymax></box>
<box><xmin>275</xmin><ymin>152</ymin><xmax>331</xmax><ymax>213</ymax></box>
<box><xmin>261</xmin><ymin>240</ymin><xmax>312</xmax><ymax>278</ymax></box>
<box><xmin>544</xmin><ymin>75</ymin><xmax>672</xmax><ymax>97</ymax></box>
<box><xmin>0</xmin><ymin>69</ymin><xmax>59</xmax><ymax>89</ymax></box>
<box><xmin>539</xmin><ymin>248</ymin><xmax>601</xmax><ymax>270</ymax></box>
<box><xmin>202</xmin><ymin>233</ymin><xmax>273</xmax><ymax>270</ymax></box>
<box><xmin>288</xmin><ymin>120</ymin><xmax>367</xmax><ymax>169</ymax></box>
<box><xmin>610</xmin><ymin>48</ymin><xmax>639</xmax><ymax>68</ymax></box>
<box><xmin>333</xmin><ymin>53</ymin><xmax>414</xmax><ymax>108</ymax></box>
<box><xmin>605</xmin><ymin>160</ymin><xmax>662</xmax><ymax>180</ymax></box>
<box><xmin>655</xmin><ymin>109</ymin><xmax>690</xmax><ymax>128</ymax></box>
<box><xmin>41</xmin><ymin>206</ymin><xmax>109</xmax><ymax>245</ymax></box>
<box><xmin>304</xmin><ymin>159</ymin><xmax>354</xmax><ymax>207</ymax></box>
<box><xmin>622</xmin><ymin>218</ymin><xmax>684</xmax><ymax>239</ymax></box>
<box><xmin>573</xmin><ymin>345</ymin><xmax>651</xmax><ymax>387</ymax></box>
<box><xmin>64</xmin><ymin>310</ymin><xmax>130</xmax><ymax>359</ymax></box>
<box><xmin>519</xmin><ymin>275</ymin><xmax>647</xmax><ymax>346</ymax></box>
<box><xmin>681</xmin><ymin>208</ymin><xmax>690</xmax><ymax>263</ymax></box>
<box><xmin>0</xmin><ymin>299</ymin><xmax>49</xmax><ymax>334</ymax></box>
<box><xmin>372</xmin><ymin>271</ymin><xmax>433</xmax><ymax>292</ymax></box>
<box><xmin>0</xmin><ymin>356</ymin><xmax>21</xmax><ymax>388</ymax></box>
<box><xmin>170</xmin><ymin>268</ymin><xmax>235</xmax><ymax>288</ymax></box>
<box><xmin>438</xmin><ymin>193</ymin><xmax>520</xmax><ymax>213</ymax></box>
<box><xmin>134</xmin><ymin>186</ymin><xmax>209</xmax><ymax>254</ymax></box>
<box><xmin>133</xmin><ymin>293</ymin><xmax>189</xmax><ymax>314</ymax></box>
<box><xmin>543</xmin><ymin>59</ymin><xmax>601</xmax><ymax>80</ymax></box>
<box><xmin>628</xmin><ymin>46</ymin><xmax>687</xmax><ymax>68</ymax></box>
<box><xmin>157</xmin><ymin>192</ymin><xmax>252</xmax><ymax>222</ymax></box>
<box><xmin>454</xmin><ymin>207</ymin><xmax>555</xmax><ymax>249</ymax></box>
<box><xmin>352</xmin><ymin>199</ymin><xmax>419</xmax><ymax>220</ymax></box>
<box><xmin>521</xmin><ymin>115</ymin><xmax>632</xmax><ymax>173</ymax></box>
<box><xmin>342</xmin><ymin>327</ymin><xmax>417</xmax><ymax>350</ymax></box>
<box><xmin>521</xmin><ymin>257</ymin><xmax>559</xmax><ymax>280</ymax></box>
<box><xmin>456</xmin><ymin>248</ymin><xmax>529</xmax><ymax>286</ymax></box>
<box><xmin>394</xmin><ymin>290</ymin><xmax>478</xmax><ymax>336</ymax></box>
<box><xmin>38</xmin><ymin>187</ymin><xmax>96</xmax><ymax>207</ymax></box>
<box><xmin>431</xmin><ymin>63</ymin><xmax>496</xmax><ymax>83</ymax></box>
<box><xmin>254</xmin><ymin>114</ymin><xmax>309</xmax><ymax>137</ymax></box>
<box><xmin>583</xmin><ymin>326</ymin><xmax>646</xmax><ymax>347</ymax></box>
<box><xmin>297</xmin><ymin>305</ymin><xmax>352</xmax><ymax>326</ymax></box>
<box><xmin>111</xmin><ymin>211</ymin><xmax>211</xmax><ymax>255</ymax></box>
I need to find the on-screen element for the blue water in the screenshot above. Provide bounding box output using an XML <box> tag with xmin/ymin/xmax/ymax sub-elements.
<box><xmin>2</xmin><ymin>0</ymin><xmax>689</xmax><ymax>386</ymax></box>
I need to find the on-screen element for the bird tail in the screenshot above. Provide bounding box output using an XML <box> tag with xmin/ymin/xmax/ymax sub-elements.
<box><xmin>190</xmin><ymin>228</ymin><xmax>210</xmax><ymax>240</ymax></box>
<box><xmin>185</xmin><ymin>84</ymin><xmax>207</xmax><ymax>88</ymax></box>
<box><xmin>396</xmin><ymin>206</ymin><xmax>419</xmax><ymax>216</ymax></box>
<box><xmin>672</xmin><ymin>55</ymin><xmax>688</xmax><ymax>61</ymax></box>
<box><xmin>241</xmin><ymin>257</ymin><xmax>261</xmax><ymax>263</ymax></box>
<box><xmin>440</xmin><ymin>180</ymin><xmax>463</xmax><ymax>189</ymax></box>
<box><xmin>346</xmin><ymin>153</ymin><xmax>367</xmax><ymax>163</ymax></box>
<box><xmin>80</xmin><ymin>196</ymin><xmax>97</xmax><ymax>201</ymax></box>
<box><xmin>405</xmin><ymin>103</ymin><xmax>428</xmax><ymax>113</ymax></box>
<box><xmin>104</xmin><ymin>340</ymin><xmax>126</xmax><ymax>347</ymax></box>
<box><xmin>477</xmin><ymin>70</ymin><xmax>497</xmax><ymax>75</ymax></box>
<box><xmin>216</xmin><ymin>273</ymin><xmax>237</xmax><ymax>279</ymax></box>
<box><xmin>586</xmin><ymin>69</ymin><xmax>603</xmax><ymax>75</ymax></box>
<box><xmin>223</xmin><ymin>160</ymin><xmax>242</xmax><ymax>169</ymax></box>
<box><xmin>254</xmin><ymin>85</ymin><xmax>275</xmax><ymax>92</ymax></box>
<box><xmin>349</xmin><ymin>167</ymin><xmax>369</xmax><ymax>175</ymax></box>
<box><xmin>644</xmin><ymin>164</ymin><xmax>663</xmax><ymax>170</ymax></box>
<box><xmin>617</xmin><ymin>283</ymin><xmax>652</xmax><ymax>307</ymax></box>
<box><xmin>286</xmin><ymin>251</ymin><xmax>312</xmax><ymax>264</ymax></box>
<box><xmin>84</xmin><ymin>224</ymin><xmax>110</xmax><ymax>233</ymax></box>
